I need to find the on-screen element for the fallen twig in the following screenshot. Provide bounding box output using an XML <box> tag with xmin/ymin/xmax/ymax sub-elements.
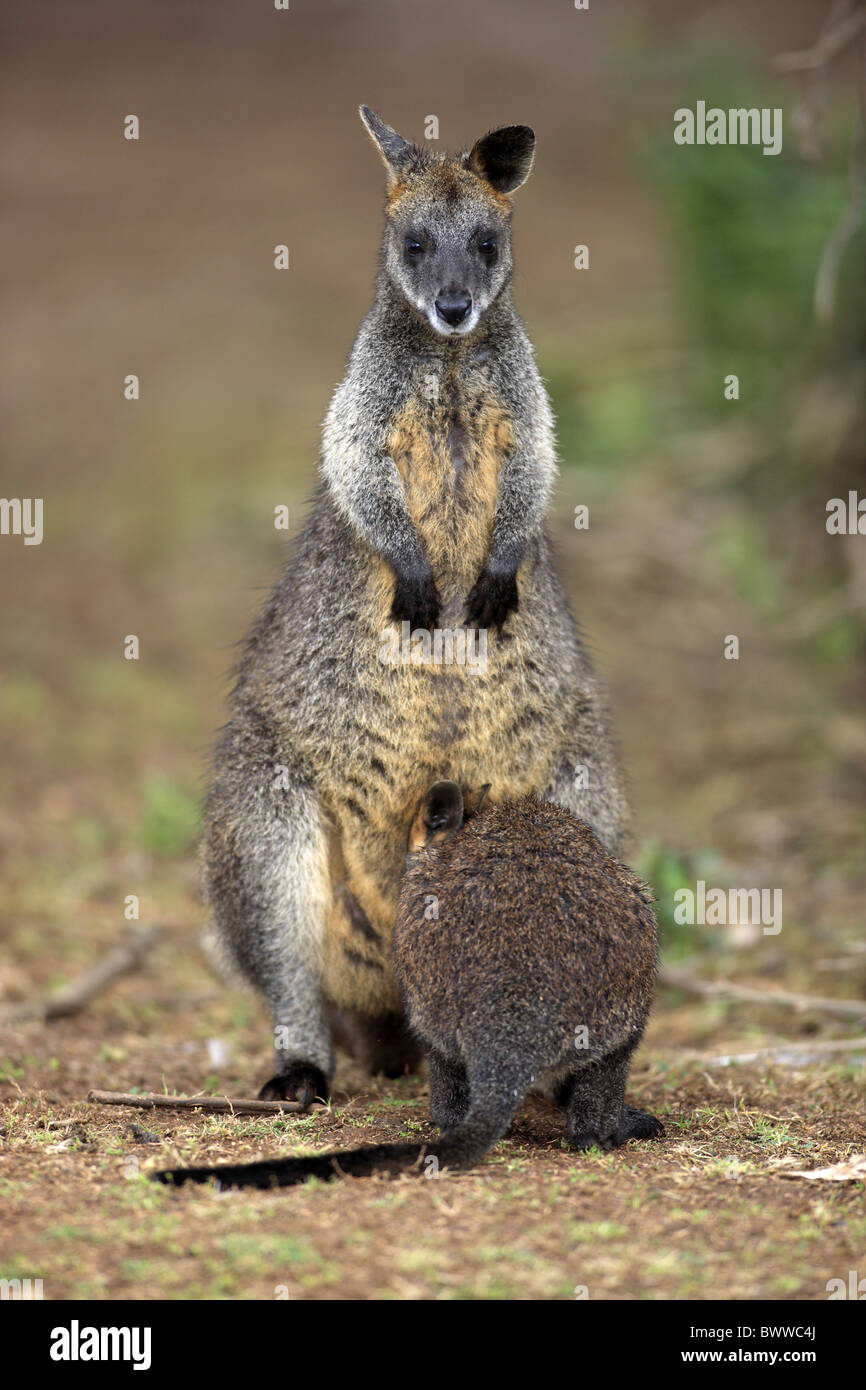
<box><xmin>0</xmin><ymin>925</ymin><xmax>163</xmax><ymax>1024</ymax></box>
<box><xmin>87</xmin><ymin>1089</ymin><xmax>327</xmax><ymax>1116</ymax></box>
<box><xmin>659</xmin><ymin>964</ymin><xmax>866</xmax><ymax>1021</ymax></box>
<box><xmin>673</xmin><ymin>1036</ymin><xmax>866</xmax><ymax>1067</ymax></box>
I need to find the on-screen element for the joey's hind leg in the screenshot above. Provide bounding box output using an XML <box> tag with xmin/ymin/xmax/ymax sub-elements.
<box><xmin>203</xmin><ymin>722</ymin><xmax>334</xmax><ymax>1107</ymax></box>
<box><xmin>427</xmin><ymin>1048</ymin><xmax>470</xmax><ymax>1131</ymax></box>
<box><xmin>561</xmin><ymin>1042</ymin><xmax>634</xmax><ymax>1152</ymax></box>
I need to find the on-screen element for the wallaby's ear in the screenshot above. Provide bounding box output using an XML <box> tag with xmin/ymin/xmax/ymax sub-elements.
<box><xmin>359</xmin><ymin>105</ymin><xmax>415</xmax><ymax>182</ymax></box>
<box><xmin>467</xmin><ymin>125</ymin><xmax>535</xmax><ymax>194</ymax></box>
<box><xmin>407</xmin><ymin>780</ymin><xmax>464</xmax><ymax>853</ymax></box>
<box><xmin>462</xmin><ymin>784</ymin><xmax>491</xmax><ymax>819</ymax></box>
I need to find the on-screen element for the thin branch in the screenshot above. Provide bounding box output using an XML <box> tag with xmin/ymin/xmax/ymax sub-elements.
<box><xmin>774</xmin><ymin>3</ymin><xmax>866</xmax><ymax>72</ymax></box>
<box><xmin>87</xmin><ymin>1090</ymin><xmax>328</xmax><ymax>1116</ymax></box>
<box><xmin>0</xmin><ymin>925</ymin><xmax>163</xmax><ymax>1024</ymax></box>
<box><xmin>659</xmin><ymin>964</ymin><xmax>866</xmax><ymax>1021</ymax></box>
<box><xmin>680</xmin><ymin>1036</ymin><xmax>866</xmax><ymax>1067</ymax></box>
<box><xmin>814</xmin><ymin>41</ymin><xmax>866</xmax><ymax>322</ymax></box>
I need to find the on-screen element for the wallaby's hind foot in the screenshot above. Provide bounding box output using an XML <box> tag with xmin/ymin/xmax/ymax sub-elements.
<box><xmin>258</xmin><ymin>1060</ymin><xmax>330</xmax><ymax>1108</ymax></box>
<box><xmin>618</xmin><ymin>1103</ymin><xmax>664</xmax><ymax>1143</ymax></box>
<box><xmin>567</xmin><ymin>1101</ymin><xmax>664</xmax><ymax>1152</ymax></box>
<box><xmin>562</xmin><ymin>1042</ymin><xmax>633</xmax><ymax>1152</ymax></box>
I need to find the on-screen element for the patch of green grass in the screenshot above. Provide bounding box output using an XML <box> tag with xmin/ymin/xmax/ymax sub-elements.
<box><xmin>701</xmin><ymin>1156</ymin><xmax>760</xmax><ymax>1179</ymax></box>
<box><xmin>566</xmin><ymin>1221</ymin><xmax>628</xmax><ymax>1244</ymax></box>
<box><xmin>43</xmin><ymin>1225</ymin><xmax>102</xmax><ymax>1244</ymax></box>
<box><xmin>748</xmin><ymin>1117</ymin><xmax>794</xmax><ymax>1147</ymax></box>
<box><xmin>218</xmin><ymin>1233</ymin><xmax>318</xmax><ymax>1267</ymax></box>
<box><xmin>0</xmin><ymin>675</ymin><xmax>52</xmax><ymax>726</ymax></box>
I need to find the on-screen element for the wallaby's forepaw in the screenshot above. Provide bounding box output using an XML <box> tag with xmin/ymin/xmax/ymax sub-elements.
<box><xmin>258</xmin><ymin>1061</ymin><xmax>330</xmax><ymax>1109</ymax></box>
<box><xmin>617</xmin><ymin>1104</ymin><xmax>664</xmax><ymax>1143</ymax></box>
<box><xmin>465</xmin><ymin>566</ymin><xmax>518</xmax><ymax>631</ymax></box>
<box><xmin>391</xmin><ymin>570</ymin><xmax>441</xmax><ymax>631</ymax></box>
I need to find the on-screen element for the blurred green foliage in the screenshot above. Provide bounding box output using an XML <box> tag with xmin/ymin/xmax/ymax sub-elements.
<box><xmin>637</xmin><ymin>840</ymin><xmax>725</xmax><ymax>959</ymax></box>
<box><xmin>548</xmin><ymin>367</ymin><xmax>658</xmax><ymax>471</ymax></box>
<box><xmin>140</xmin><ymin>775</ymin><xmax>200</xmax><ymax>856</ymax></box>
<box><xmin>644</xmin><ymin>54</ymin><xmax>849</xmax><ymax>417</ymax></box>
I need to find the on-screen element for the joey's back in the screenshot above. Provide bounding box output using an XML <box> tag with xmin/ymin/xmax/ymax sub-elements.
<box><xmin>395</xmin><ymin>796</ymin><xmax>657</xmax><ymax>1073</ymax></box>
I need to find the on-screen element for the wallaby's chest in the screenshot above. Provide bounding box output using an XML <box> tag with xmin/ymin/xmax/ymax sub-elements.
<box><xmin>386</xmin><ymin>374</ymin><xmax>514</xmax><ymax>595</ymax></box>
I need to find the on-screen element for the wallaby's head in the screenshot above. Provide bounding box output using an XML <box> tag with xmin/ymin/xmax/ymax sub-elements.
<box><xmin>360</xmin><ymin>107</ymin><xmax>535</xmax><ymax>338</ymax></box>
<box><xmin>407</xmin><ymin>779</ymin><xmax>491</xmax><ymax>853</ymax></box>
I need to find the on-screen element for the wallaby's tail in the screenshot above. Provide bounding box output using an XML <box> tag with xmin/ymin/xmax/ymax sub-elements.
<box><xmin>153</xmin><ymin>1095</ymin><xmax>516</xmax><ymax>1191</ymax></box>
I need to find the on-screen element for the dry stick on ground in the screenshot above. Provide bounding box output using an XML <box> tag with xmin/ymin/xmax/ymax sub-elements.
<box><xmin>659</xmin><ymin>964</ymin><xmax>866</xmax><ymax>1022</ymax></box>
<box><xmin>675</xmin><ymin>1037</ymin><xmax>866</xmax><ymax>1067</ymax></box>
<box><xmin>0</xmin><ymin>925</ymin><xmax>164</xmax><ymax>1024</ymax></box>
<box><xmin>87</xmin><ymin>1090</ymin><xmax>328</xmax><ymax>1116</ymax></box>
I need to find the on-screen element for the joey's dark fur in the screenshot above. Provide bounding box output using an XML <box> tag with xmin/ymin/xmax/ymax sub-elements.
<box><xmin>157</xmin><ymin>786</ymin><xmax>662</xmax><ymax>1191</ymax></box>
<box><xmin>202</xmin><ymin>107</ymin><xmax>628</xmax><ymax>1106</ymax></box>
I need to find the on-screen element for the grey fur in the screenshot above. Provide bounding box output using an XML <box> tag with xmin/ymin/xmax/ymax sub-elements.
<box><xmin>202</xmin><ymin>109</ymin><xmax>629</xmax><ymax>1102</ymax></box>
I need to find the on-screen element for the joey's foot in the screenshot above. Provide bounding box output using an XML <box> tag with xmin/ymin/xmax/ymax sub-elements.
<box><xmin>258</xmin><ymin>1061</ymin><xmax>330</xmax><ymax>1109</ymax></box>
<box><xmin>391</xmin><ymin>571</ymin><xmax>440</xmax><ymax>631</ymax></box>
<box><xmin>617</xmin><ymin>1104</ymin><xmax>664</xmax><ymax>1143</ymax></box>
<box><xmin>465</xmin><ymin>566</ymin><xmax>518</xmax><ymax>631</ymax></box>
<box><xmin>569</xmin><ymin>1129</ymin><xmax>616</xmax><ymax>1153</ymax></box>
<box><xmin>570</xmin><ymin>1107</ymin><xmax>664</xmax><ymax>1153</ymax></box>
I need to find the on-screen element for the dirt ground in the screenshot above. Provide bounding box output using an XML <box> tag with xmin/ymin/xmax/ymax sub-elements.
<box><xmin>1</xmin><ymin>934</ymin><xmax>865</xmax><ymax>1301</ymax></box>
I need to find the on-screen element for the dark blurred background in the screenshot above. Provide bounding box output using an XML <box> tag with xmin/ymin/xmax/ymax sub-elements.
<box><xmin>2</xmin><ymin>0</ymin><xmax>865</xmax><ymax>1014</ymax></box>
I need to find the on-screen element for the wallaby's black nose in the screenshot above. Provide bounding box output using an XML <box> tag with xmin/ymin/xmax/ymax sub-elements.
<box><xmin>435</xmin><ymin>292</ymin><xmax>472</xmax><ymax>327</ymax></box>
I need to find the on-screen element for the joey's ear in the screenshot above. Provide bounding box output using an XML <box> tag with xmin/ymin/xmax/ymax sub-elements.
<box><xmin>466</xmin><ymin>125</ymin><xmax>535</xmax><ymax>194</ymax></box>
<box><xmin>462</xmin><ymin>784</ymin><xmax>491</xmax><ymax>819</ymax></box>
<box><xmin>359</xmin><ymin>105</ymin><xmax>416</xmax><ymax>182</ymax></box>
<box><xmin>407</xmin><ymin>780</ymin><xmax>464</xmax><ymax>853</ymax></box>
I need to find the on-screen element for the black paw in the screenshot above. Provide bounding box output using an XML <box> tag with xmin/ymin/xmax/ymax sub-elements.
<box><xmin>258</xmin><ymin>1061</ymin><xmax>330</xmax><ymax>1109</ymax></box>
<box><xmin>569</xmin><ymin>1129</ymin><xmax>616</xmax><ymax>1153</ymax></box>
<box><xmin>465</xmin><ymin>566</ymin><xmax>518</xmax><ymax>631</ymax></box>
<box><xmin>391</xmin><ymin>569</ymin><xmax>440</xmax><ymax>631</ymax></box>
<box><xmin>617</xmin><ymin>1104</ymin><xmax>664</xmax><ymax>1143</ymax></box>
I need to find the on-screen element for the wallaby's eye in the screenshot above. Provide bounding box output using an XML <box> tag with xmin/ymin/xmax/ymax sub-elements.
<box><xmin>479</xmin><ymin>238</ymin><xmax>498</xmax><ymax>258</ymax></box>
<box><xmin>404</xmin><ymin>237</ymin><xmax>424</xmax><ymax>258</ymax></box>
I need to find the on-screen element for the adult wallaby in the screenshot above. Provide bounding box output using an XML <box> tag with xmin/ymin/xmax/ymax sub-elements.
<box><xmin>202</xmin><ymin>107</ymin><xmax>628</xmax><ymax>1105</ymax></box>
<box><xmin>156</xmin><ymin>784</ymin><xmax>661</xmax><ymax>1191</ymax></box>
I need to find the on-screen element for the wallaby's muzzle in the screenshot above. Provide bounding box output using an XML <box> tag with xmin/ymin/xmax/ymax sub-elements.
<box><xmin>434</xmin><ymin>290</ymin><xmax>472</xmax><ymax>328</ymax></box>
